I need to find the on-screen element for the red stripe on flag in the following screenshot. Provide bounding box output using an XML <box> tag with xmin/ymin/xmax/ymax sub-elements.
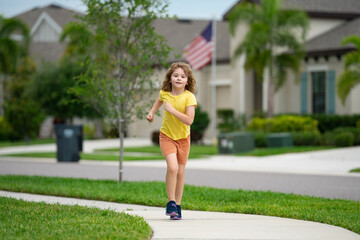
<box><xmin>183</xmin><ymin>23</ymin><xmax>214</xmax><ymax>70</ymax></box>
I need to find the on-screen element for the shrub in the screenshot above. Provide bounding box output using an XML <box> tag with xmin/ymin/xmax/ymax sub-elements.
<box><xmin>333</xmin><ymin>127</ymin><xmax>360</xmax><ymax>146</ymax></box>
<box><xmin>292</xmin><ymin>132</ymin><xmax>322</xmax><ymax>146</ymax></box>
<box><xmin>253</xmin><ymin>131</ymin><xmax>267</xmax><ymax>147</ymax></box>
<box><xmin>191</xmin><ymin>105</ymin><xmax>210</xmax><ymax>143</ymax></box>
<box><xmin>323</xmin><ymin>127</ymin><xmax>360</xmax><ymax>147</ymax></box>
<box><xmin>334</xmin><ymin>132</ymin><xmax>354</xmax><ymax>147</ymax></box>
<box><xmin>357</xmin><ymin>119</ymin><xmax>360</xmax><ymax>129</ymax></box>
<box><xmin>0</xmin><ymin>117</ymin><xmax>13</xmax><ymax>141</ymax></box>
<box><xmin>310</xmin><ymin>114</ymin><xmax>360</xmax><ymax>133</ymax></box>
<box><xmin>151</xmin><ymin>130</ymin><xmax>160</xmax><ymax>145</ymax></box>
<box><xmin>323</xmin><ymin>131</ymin><xmax>336</xmax><ymax>146</ymax></box>
<box><xmin>217</xmin><ymin>109</ymin><xmax>246</xmax><ymax>133</ymax></box>
<box><xmin>84</xmin><ymin>124</ymin><xmax>96</xmax><ymax>139</ymax></box>
<box><xmin>247</xmin><ymin>115</ymin><xmax>319</xmax><ymax>133</ymax></box>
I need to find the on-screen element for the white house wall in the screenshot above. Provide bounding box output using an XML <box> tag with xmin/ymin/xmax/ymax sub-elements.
<box><xmin>32</xmin><ymin>20</ymin><xmax>59</xmax><ymax>42</ymax></box>
<box><xmin>350</xmin><ymin>84</ymin><xmax>360</xmax><ymax>114</ymax></box>
<box><xmin>275</xmin><ymin>55</ymin><xmax>358</xmax><ymax>116</ymax></box>
<box><xmin>274</xmin><ymin>70</ymin><xmax>300</xmax><ymax>114</ymax></box>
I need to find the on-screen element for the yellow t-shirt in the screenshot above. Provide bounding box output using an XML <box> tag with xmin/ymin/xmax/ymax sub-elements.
<box><xmin>159</xmin><ymin>90</ymin><xmax>197</xmax><ymax>140</ymax></box>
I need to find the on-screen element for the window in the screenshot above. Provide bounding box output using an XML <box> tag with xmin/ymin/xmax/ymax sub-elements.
<box><xmin>311</xmin><ymin>71</ymin><xmax>326</xmax><ymax>114</ymax></box>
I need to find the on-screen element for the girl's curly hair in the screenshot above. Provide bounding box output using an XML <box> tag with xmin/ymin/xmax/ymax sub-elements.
<box><xmin>161</xmin><ymin>62</ymin><xmax>196</xmax><ymax>93</ymax></box>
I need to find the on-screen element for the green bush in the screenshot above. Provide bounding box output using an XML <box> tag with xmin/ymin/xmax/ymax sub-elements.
<box><xmin>217</xmin><ymin>109</ymin><xmax>246</xmax><ymax>133</ymax></box>
<box><xmin>0</xmin><ymin>117</ymin><xmax>13</xmax><ymax>141</ymax></box>
<box><xmin>357</xmin><ymin>119</ymin><xmax>360</xmax><ymax>129</ymax></box>
<box><xmin>323</xmin><ymin>131</ymin><xmax>335</xmax><ymax>146</ymax></box>
<box><xmin>191</xmin><ymin>105</ymin><xmax>210</xmax><ymax>143</ymax></box>
<box><xmin>247</xmin><ymin>115</ymin><xmax>319</xmax><ymax>133</ymax></box>
<box><xmin>333</xmin><ymin>127</ymin><xmax>360</xmax><ymax>146</ymax></box>
<box><xmin>84</xmin><ymin>124</ymin><xmax>96</xmax><ymax>139</ymax></box>
<box><xmin>334</xmin><ymin>132</ymin><xmax>354</xmax><ymax>147</ymax></box>
<box><xmin>323</xmin><ymin>127</ymin><xmax>360</xmax><ymax>147</ymax></box>
<box><xmin>310</xmin><ymin>114</ymin><xmax>360</xmax><ymax>133</ymax></box>
<box><xmin>253</xmin><ymin>131</ymin><xmax>267</xmax><ymax>147</ymax></box>
<box><xmin>292</xmin><ymin>132</ymin><xmax>322</xmax><ymax>146</ymax></box>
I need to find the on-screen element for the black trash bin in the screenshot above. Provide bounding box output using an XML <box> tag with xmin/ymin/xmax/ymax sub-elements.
<box><xmin>55</xmin><ymin>124</ymin><xmax>83</xmax><ymax>162</ymax></box>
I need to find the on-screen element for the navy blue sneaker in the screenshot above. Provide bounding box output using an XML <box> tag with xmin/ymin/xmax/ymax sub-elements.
<box><xmin>170</xmin><ymin>205</ymin><xmax>182</xmax><ymax>220</ymax></box>
<box><xmin>165</xmin><ymin>201</ymin><xmax>178</xmax><ymax>216</ymax></box>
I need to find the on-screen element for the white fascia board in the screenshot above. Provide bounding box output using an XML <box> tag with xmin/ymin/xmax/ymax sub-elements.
<box><xmin>209</xmin><ymin>79</ymin><xmax>231</xmax><ymax>86</ymax></box>
<box><xmin>307</xmin><ymin>65</ymin><xmax>329</xmax><ymax>72</ymax></box>
<box><xmin>30</xmin><ymin>11</ymin><xmax>62</xmax><ymax>36</ymax></box>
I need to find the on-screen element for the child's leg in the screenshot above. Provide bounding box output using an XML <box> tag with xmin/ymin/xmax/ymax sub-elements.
<box><xmin>175</xmin><ymin>164</ymin><xmax>185</xmax><ymax>204</ymax></box>
<box><xmin>165</xmin><ymin>153</ymin><xmax>178</xmax><ymax>202</ymax></box>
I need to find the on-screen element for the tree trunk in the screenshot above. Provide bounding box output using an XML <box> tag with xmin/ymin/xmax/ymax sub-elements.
<box><xmin>118</xmin><ymin>119</ymin><xmax>124</xmax><ymax>183</ymax></box>
<box><xmin>94</xmin><ymin>119</ymin><xmax>103</xmax><ymax>138</ymax></box>
<box><xmin>267</xmin><ymin>76</ymin><xmax>275</xmax><ymax>118</ymax></box>
<box><xmin>0</xmin><ymin>75</ymin><xmax>4</xmax><ymax>116</ymax></box>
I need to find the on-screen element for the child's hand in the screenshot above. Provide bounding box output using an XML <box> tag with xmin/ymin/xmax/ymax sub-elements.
<box><xmin>146</xmin><ymin>112</ymin><xmax>154</xmax><ymax>122</ymax></box>
<box><xmin>164</xmin><ymin>101</ymin><xmax>174</xmax><ymax>113</ymax></box>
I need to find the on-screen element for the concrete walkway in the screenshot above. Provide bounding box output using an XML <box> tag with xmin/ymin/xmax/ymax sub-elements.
<box><xmin>1</xmin><ymin>190</ymin><xmax>359</xmax><ymax>240</ymax></box>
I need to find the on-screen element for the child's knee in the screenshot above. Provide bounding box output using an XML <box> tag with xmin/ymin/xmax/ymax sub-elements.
<box><xmin>167</xmin><ymin>164</ymin><xmax>178</xmax><ymax>174</ymax></box>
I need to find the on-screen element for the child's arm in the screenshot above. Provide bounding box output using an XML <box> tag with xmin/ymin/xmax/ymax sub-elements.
<box><xmin>147</xmin><ymin>98</ymin><xmax>163</xmax><ymax>122</ymax></box>
<box><xmin>164</xmin><ymin>102</ymin><xmax>195</xmax><ymax>126</ymax></box>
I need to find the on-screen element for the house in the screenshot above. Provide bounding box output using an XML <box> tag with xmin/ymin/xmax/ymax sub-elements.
<box><xmin>12</xmin><ymin>1</ymin><xmax>360</xmax><ymax>139</ymax></box>
<box><xmin>223</xmin><ymin>0</ymin><xmax>360</xmax><ymax>119</ymax></box>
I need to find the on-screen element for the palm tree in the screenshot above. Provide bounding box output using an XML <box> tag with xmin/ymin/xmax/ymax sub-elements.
<box><xmin>228</xmin><ymin>0</ymin><xmax>308</xmax><ymax>117</ymax></box>
<box><xmin>337</xmin><ymin>35</ymin><xmax>360</xmax><ymax>105</ymax></box>
<box><xmin>0</xmin><ymin>15</ymin><xmax>30</xmax><ymax>115</ymax></box>
<box><xmin>59</xmin><ymin>21</ymin><xmax>93</xmax><ymax>59</ymax></box>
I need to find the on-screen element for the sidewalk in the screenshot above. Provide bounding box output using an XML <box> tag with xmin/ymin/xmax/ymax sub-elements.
<box><xmin>1</xmin><ymin>190</ymin><xmax>359</xmax><ymax>240</ymax></box>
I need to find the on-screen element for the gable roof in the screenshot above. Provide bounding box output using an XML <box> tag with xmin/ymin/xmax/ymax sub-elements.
<box><xmin>14</xmin><ymin>4</ymin><xmax>83</xmax><ymax>30</ymax></box>
<box><xmin>282</xmin><ymin>0</ymin><xmax>360</xmax><ymax>18</ymax></box>
<box><xmin>154</xmin><ymin>19</ymin><xmax>229</xmax><ymax>63</ymax></box>
<box><xmin>223</xmin><ymin>0</ymin><xmax>360</xmax><ymax>20</ymax></box>
<box><xmin>13</xmin><ymin>4</ymin><xmax>230</xmax><ymax>66</ymax></box>
<box><xmin>223</xmin><ymin>0</ymin><xmax>360</xmax><ymax>57</ymax></box>
<box><xmin>305</xmin><ymin>17</ymin><xmax>360</xmax><ymax>57</ymax></box>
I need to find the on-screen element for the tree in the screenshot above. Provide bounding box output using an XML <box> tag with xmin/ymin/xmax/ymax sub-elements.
<box><xmin>228</xmin><ymin>0</ymin><xmax>308</xmax><ymax>117</ymax></box>
<box><xmin>337</xmin><ymin>35</ymin><xmax>360</xmax><ymax>105</ymax></box>
<box><xmin>0</xmin><ymin>15</ymin><xmax>30</xmax><ymax>115</ymax></box>
<box><xmin>29</xmin><ymin>58</ymin><xmax>100</xmax><ymax>123</ymax></box>
<box><xmin>59</xmin><ymin>21</ymin><xmax>94</xmax><ymax>59</ymax></box>
<box><xmin>4</xmin><ymin>57</ymin><xmax>45</xmax><ymax>140</ymax></box>
<box><xmin>71</xmin><ymin>0</ymin><xmax>172</xmax><ymax>182</ymax></box>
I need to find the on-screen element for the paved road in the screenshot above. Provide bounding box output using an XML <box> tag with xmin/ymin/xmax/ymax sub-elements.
<box><xmin>1</xmin><ymin>157</ymin><xmax>360</xmax><ymax>201</ymax></box>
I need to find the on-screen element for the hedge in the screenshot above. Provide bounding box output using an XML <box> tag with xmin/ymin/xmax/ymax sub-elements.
<box><xmin>247</xmin><ymin>115</ymin><xmax>319</xmax><ymax>133</ymax></box>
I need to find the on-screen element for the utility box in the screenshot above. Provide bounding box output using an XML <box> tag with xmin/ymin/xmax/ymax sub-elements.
<box><xmin>218</xmin><ymin>132</ymin><xmax>254</xmax><ymax>154</ymax></box>
<box><xmin>267</xmin><ymin>132</ymin><xmax>293</xmax><ymax>148</ymax></box>
<box><xmin>55</xmin><ymin>124</ymin><xmax>83</xmax><ymax>162</ymax></box>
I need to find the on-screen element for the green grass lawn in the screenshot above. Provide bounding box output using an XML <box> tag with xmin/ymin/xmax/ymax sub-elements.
<box><xmin>237</xmin><ymin>146</ymin><xmax>336</xmax><ymax>157</ymax></box>
<box><xmin>3</xmin><ymin>145</ymin><xmax>337</xmax><ymax>160</ymax></box>
<box><xmin>350</xmin><ymin>168</ymin><xmax>360</xmax><ymax>173</ymax></box>
<box><xmin>0</xmin><ymin>175</ymin><xmax>359</xmax><ymax>235</ymax></box>
<box><xmin>1</xmin><ymin>197</ymin><xmax>152</xmax><ymax>240</ymax></box>
<box><xmin>4</xmin><ymin>152</ymin><xmax>164</xmax><ymax>161</ymax></box>
<box><xmin>0</xmin><ymin>139</ymin><xmax>55</xmax><ymax>148</ymax></box>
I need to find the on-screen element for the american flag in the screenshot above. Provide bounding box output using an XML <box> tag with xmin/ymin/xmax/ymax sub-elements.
<box><xmin>183</xmin><ymin>22</ymin><xmax>213</xmax><ymax>70</ymax></box>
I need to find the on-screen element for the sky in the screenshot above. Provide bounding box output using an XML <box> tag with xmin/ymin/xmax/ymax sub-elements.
<box><xmin>0</xmin><ymin>0</ymin><xmax>238</xmax><ymax>20</ymax></box>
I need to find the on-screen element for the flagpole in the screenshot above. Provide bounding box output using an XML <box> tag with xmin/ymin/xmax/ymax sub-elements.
<box><xmin>211</xmin><ymin>15</ymin><xmax>217</xmax><ymax>143</ymax></box>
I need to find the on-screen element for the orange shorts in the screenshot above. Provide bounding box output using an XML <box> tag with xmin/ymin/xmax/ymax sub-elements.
<box><xmin>159</xmin><ymin>131</ymin><xmax>190</xmax><ymax>165</ymax></box>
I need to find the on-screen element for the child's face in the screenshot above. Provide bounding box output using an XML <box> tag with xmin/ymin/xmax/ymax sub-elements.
<box><xmin>171</xmin><ymin>68</ymin><xmax>188</xmax><ymax>91</ymax></box>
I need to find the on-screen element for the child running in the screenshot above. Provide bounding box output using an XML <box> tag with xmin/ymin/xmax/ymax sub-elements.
<box><xmin>146</xmin><ymin>62</ymin><xmax>197</xmax><ymax>220</ymax></box>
